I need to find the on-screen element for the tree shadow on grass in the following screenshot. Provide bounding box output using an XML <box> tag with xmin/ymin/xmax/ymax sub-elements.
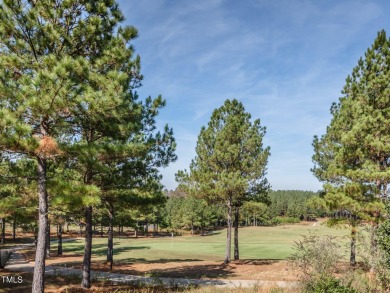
<box><xmin>237</xmin><ymin>259</ymin><xmax>284</xmax><ymax>265</ymax></box>
<box><xmin>60</xmin><ymin>242</ymin><xmax>151</xmax><ymax>256</ymax></box>
<box><xmin>126</xmin><ymin>263</ymin><xmax>235</xmax><ymax>279</ymax></box>
<box><xmin>117</xmin><ymin>258</ymin><xmax>203</xmax><ymax>264</ymax></box>
<box><xmin>198</xmin><ymin>231</ymin><xmax>222</xmax><ymax>237</ymax></box>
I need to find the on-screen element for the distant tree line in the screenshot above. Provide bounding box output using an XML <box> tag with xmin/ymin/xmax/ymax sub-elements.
<box><xmin>160</xmin><ymin>189</ymin><xmax>326</xmax><ymax>234</ymax></box>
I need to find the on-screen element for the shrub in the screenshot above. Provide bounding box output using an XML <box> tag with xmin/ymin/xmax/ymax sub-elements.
<box><xmin>274</xmin><ymin>216</ymin><xmax>300</xmax><ymax>225</ymax></box>
<box><xmin>289</xmin><ymin>234</ymin><xmax>361</xmax><ymax>292</ymax></box>
<box><xmin>0</xmin><ymin>250</ymin><xmax>12</xmax><ymax>268</ymax></box>
<box><xmin>305</xmin><ymin>276</ymin><xmax>358</xmax><ymax>293</ymax></box>
<box><xmin>290</xmin><ymin>234</ymin><xmax>343</xmax><ymax>280</ymax></box>
<box><xmin>356</xmin><ymin>225</ymin><xmax>390</xmax><ymax>292</ymax></box>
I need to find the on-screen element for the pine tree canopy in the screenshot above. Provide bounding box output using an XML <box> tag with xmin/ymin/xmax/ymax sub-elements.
<box><xmin>312</xmin><ymin>30</ymin><xmax>390</xmax><ymax>220</ymax></box>
<box><xmin>178</xmin><ymin>99</ymin><xmax>270</xmax><ymax>205</ymax></box>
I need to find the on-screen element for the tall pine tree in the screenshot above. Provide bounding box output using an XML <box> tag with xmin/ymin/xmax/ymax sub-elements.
<box><xmin>312</xmin><ymin>30</ymin><xmax>390</xmax><ymax>266</ymax></box>
<box><xmin>178</xmin><ymin>99</ymin><xmax>270</xmax><ymax>263</ymax></box>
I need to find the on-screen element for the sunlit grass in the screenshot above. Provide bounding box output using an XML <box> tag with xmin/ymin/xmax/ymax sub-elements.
<box><xmin>61</xmin><ymin>222</ymin><xmax>350</xmax><ymax>263</ymax></box>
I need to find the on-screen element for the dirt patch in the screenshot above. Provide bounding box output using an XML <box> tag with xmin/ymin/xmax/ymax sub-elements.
<box><xmin>54</xmin><ymin>258</ymin><xmax>300</xmax><ymax>281</ymax></box>
<box><xmin>129</xmin><ymin>260</ymin><xmax>299</xmax><ymax>281</ymax></box>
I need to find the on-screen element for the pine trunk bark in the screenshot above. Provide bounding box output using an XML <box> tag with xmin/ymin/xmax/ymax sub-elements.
<box><xmin>57</xmin><ymin>224</ymin><xmax>62</xmax><ymax>256</ymax></box>
<box><xmin>145</xmin><ymin>221</ymin><xmax>148</xmax><ymax>237</ymax></box>
<box><xmin>234</xmin><ymin>206</ymin><xmax>239</xmax><ymax>261</ymax></box>
<box><xmin>32</xmin><ymin>156</ymin><xmax>48</xmax><ymax>293</ymax></box>
<box><xmin>107</xmin><ymin>207</ymin><xmax>114</xmax><ymax>271</ymax></box>
<box><xmin>46</xmin><ymin>220</ymin><xmax>50</xmax><ymax>258</ymax></box>
<box><xmin>13</xmin><ymin>219</ymin><xmax>16</xmax><ymax>240</ymax></box>
<box><xmin>350</xmin><ymin>221</ymin><xmax>357</xmax><ymax>266</ymax></box>
<box><xmin>370</xmin><ymin>221</ymin><xmax>378</xmax><ymax>273</ymax></box>
<box><xmin>224</xmin><ymin>197</ymin><xmax>232</xmax><ymax>264</ymax></box>
<box><xmin>81</xmin><ymin>205</ymin><xmax>93</xmax><ymax>288</ymax></box>
<box><xmin>1</xmin><ymin>218</ymin><xmax>5</xmax><ymax>244</ymax></box>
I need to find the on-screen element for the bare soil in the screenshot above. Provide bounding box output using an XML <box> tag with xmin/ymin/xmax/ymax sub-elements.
<box><xmin>38</xmin><ymin>253</ymin><xmax>300</xmax><ymax>281</ymax></box>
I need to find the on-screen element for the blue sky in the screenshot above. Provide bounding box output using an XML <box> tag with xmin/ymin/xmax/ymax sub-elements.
<box><xmin>117</xmin><ymin>0</ymin><xmax>390</xmax><ymax>191</ymax></box>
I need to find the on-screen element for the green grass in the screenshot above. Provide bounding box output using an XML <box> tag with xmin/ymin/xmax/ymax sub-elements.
<box><xmin>60</xmin><ymin>223</ymin><xmax>350</xmax><ymax>263</ymax></box>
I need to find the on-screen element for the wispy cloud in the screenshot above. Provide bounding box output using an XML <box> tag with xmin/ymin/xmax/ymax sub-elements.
<box><xmin>119</xmin><ymin>0</ymin><xmax>390</xmax><ymax>191</ymax></box>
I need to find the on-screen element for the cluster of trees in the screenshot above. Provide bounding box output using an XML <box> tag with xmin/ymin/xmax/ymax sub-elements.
<box><xmin>1</xmin><ymin>0</ymin><xmax>389</xmax><ymax>291</ymax></box>
<box><xmin>161</xmin><ymin>189</ymin><xmax>325</xmax><ymax>233</ymax></box>
<box><xmin>0</xmin><ymin>0</ymin><xmax>176</xmax><ymax>291</ymax></box>
<box><xmin>163</xmin><ymin>190</ymin><xmax>225</xmax><ymax>235</ymax></box>
<box><xmin>312</xmin><ymin>30</ymin><xmax>390</xmax><ymax>266</ymax></box>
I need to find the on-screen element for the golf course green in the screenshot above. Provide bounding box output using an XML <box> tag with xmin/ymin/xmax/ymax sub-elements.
<box><xmin>61</xmin><ymin>223</ymin><xmax>350</xmax><ymax>263</ymax></box>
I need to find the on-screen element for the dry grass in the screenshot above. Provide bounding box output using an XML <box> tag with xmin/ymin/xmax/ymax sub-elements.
<box><xmin>0</xmin><ymin>270</ymin><xmax>300</xmax><ymax>293</ymax></box>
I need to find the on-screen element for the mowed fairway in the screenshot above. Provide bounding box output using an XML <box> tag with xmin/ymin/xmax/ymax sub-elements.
<box><xmin>61</xmin><ymin>223</ymin><xmax>350</xmax><ymax>263</ymax></box>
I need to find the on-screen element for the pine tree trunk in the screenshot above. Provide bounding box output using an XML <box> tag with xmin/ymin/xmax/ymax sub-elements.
<box><xmin>370</xmin><ymin>221</ymin><xmax>378</xmax><ymax>273</ymax></box>
<box><xmin>107</xmin><ymin>208</ymin><xmax>114</xmax><ymax>271</ymax></box>
<box><xmin>350</xmin><ymin>221</ymin><xmax>357</xmax><ymax>266</ymax></box>
<box><xmin>57</xmin><ymin>224</ymin><xmax>63</xmax><ymax>256</ymax></box>
<box><xmin>12</xmin><ymin>219</ymin><xmax>16</xmax><ymax>240</ymax></box>
<box><xmin>224</xmin><ymin>198</ymin><xmax>232</xmax><ymax>264</ymax></box>
<box><xmin>1</xmin><ymin>218</ymin><xmax>5</xmax><ymax>244</ymax></box>
<box><xmin>100</xmin><ymin>222</ymin><xmax>103</xmax><ymax>237</ymax></box>
<box><xmin>145</xmin><ymin>221</ymin><xmax>148</xmax><ymax>237</ymax></box>
<box><xmin>81</xmin><ymin>205</ymin><xmax>93</xmax><ymax>288</ymax></box>
<box><xmin>191</xmin><ymin>220</ymin><xmax>194</xmax><ymax>236</ymax></box>
<box><xmin>32</xmin><ymin>156</ymin><xmax>48</xmax><ymax>293</ymax></box>
<box><xmin>234</xmin><ymin>206</ymin><xmax>239</xmax><ymax>261</ymax></box>
<box><xmin>370</xmin><ymin>223</ymin><xmax>378</xmax><ymax>254</ymax></box>
<box><xmin>46</xmin><ymin>220</ymin><xmax>50</xmax><ymax>258</ymax></box>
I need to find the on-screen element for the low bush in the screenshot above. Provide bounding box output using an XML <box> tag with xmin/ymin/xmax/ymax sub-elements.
<box><xmin>0</xmin><ymin>249</ymin><xmax>12</xmax><ymax>268</ymax></box>
<box><xmin>290</xmin><ymin>234</ymin><xmax>342</xmax><ymax>280</ymax></box>
<box><xmin>305</xmin><ymin>276</ymin><xmax>358</xmax><ymax>293</ymax></box>
<box><xmin>274</xmin><ymin>216</ymin><xmax>301</xmax><ymax>225</ymax></box>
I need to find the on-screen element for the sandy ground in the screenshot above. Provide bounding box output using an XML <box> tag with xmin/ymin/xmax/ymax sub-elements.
<box><xmin>39</xmin><ymin>254</ymin><xmax>300</xmax><ymax>281</ymax></box>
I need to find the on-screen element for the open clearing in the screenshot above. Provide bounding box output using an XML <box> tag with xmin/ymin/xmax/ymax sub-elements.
<box><xmin>1</xmin><ymin>222</ymin><xmax>354</xmax><ymax>291</ymax></box>
<box><xmin>62</xmin><ymin>222</ymin><xmax>350</xmax><ymax>261</ymax></box>
<box><xmin>33</xmin><ymin>222</ymin><xmax>351</xmax><ymax>281</ymax></box>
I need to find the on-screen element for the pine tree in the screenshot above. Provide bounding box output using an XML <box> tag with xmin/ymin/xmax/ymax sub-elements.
<box><xmin>0</xmin><ymin>1</ymin><xmax>140</xmax><ymax>290</ymax></box>
<box><xmin>178</xmin><ymin>99</ymin><xmax>270</xmax><ymax>263</ymax></box>
<box><xmin>312</xmin><ymin>30</ymin><xmax>390</xmax><ymax>266</ymax></box>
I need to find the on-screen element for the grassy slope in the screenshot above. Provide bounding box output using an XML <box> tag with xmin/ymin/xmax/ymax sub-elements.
<box><xmin>61</xmin><ymin>223</ymin><xmax>350</xmax><ymax>263</ymax></box>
